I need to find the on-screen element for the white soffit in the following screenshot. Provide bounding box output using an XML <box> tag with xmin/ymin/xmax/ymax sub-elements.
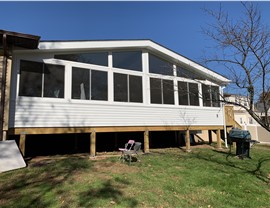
<box><xmin>38</xmin><ymin>40</ymin><xmax>230</xmax><ymax>84</ymax></box>
<box><xmin>0</xmin><ymin>140</ymin><xmax>26</xmax><ymax>173</ymax></box>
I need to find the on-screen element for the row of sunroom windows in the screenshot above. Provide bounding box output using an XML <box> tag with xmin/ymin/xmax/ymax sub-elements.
<box><xmin>54</xmin><ymin>50</ymin><xmax>203</xmax><ymax>78</ymax></box>
<box><xmin>18</xmin><ymin>60</ymin><xmax>220</xmax><ymax>107</ymax></box>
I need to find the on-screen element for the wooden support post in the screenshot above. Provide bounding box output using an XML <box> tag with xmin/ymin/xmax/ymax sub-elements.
<box><xmin>90</xmin><ymin>130</ymin><xmax>96</xmax><ymax>157</ymax></box>
<box><xmin>216</xmin><ymin>129</ymin><xmax>222</xmax><ymax>150</ymax></box>
<box><xmin>19</xmin><ymin>133</ymin><xmax>26</xmax><ymax>156</ymax></box>
<box><xmin>114</xmin><ymin>132</ymin><xmax>118</xmax><ymax>149</ymax></box>
<box><xmin>2</xmin><ymin>130</ymin><xmax>7</xmax><ymax>141</ymax></box>
<box><xmin>144</xmin><ymin>130</ymin><xmax>149</xmax><ymax>153</ymax></box>
<box><xmin>185</xmin><ymin>129</ymin><xmax>191</xmax><ymax>152</ymax></box>
<box><xmin>208</xmin><ymin>130</ymin><xmax>212</xmax><ymax>144</ymax></box>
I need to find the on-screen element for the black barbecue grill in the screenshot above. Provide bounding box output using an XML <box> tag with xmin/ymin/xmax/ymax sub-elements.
<box><xmin>228</xmin><ymin>128</ymin><xmax>259</xmax><ymax>159</ymax></box>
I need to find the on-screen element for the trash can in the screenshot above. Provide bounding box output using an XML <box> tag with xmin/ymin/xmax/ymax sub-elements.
<box><xmin>228</xmin><ymin>128</ymin><xmax>251</xmax><ymax>158</ymax></box>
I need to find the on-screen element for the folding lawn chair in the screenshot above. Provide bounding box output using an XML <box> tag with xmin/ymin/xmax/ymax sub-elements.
<box><xmin>119</xmin><ymin>140</ymin><xmax>135</xmax><ymax>161</ymax></box>
<box><xmin>122</xmin><ymin>142</ymin><xmax>142</xmax><ymax>165</ymax></box>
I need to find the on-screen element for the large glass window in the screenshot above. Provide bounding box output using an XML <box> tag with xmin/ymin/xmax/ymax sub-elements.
<box><xmin>114</xmin><ymin>73</ymin><xmax>128</xmax><ymax>102</ymax></box>
<box><xmin>72</xmin><ymin>67</ymin><xmax>108</xmax><ymax>101</ymax></box>
<box><xmin>91</xmin><ymin>70</ymin><xmax>108</xmax><ymax>101</ymax></box>
<box><xmin>150</xmin><ymin>78</ymin><xmax>174</xmax><ymax>105</ymax></box>
<box><xmin>150</xmin><ymin>78</ymin><xmax>162</xmax><ymax>104</ymax></box>
<box><xmin>178</xmin><ymin>82</ymin><xmax>199</xmax><ymax>106</ymax></box>
<box><xmin>19</xmin><ymin>60</ymin><xmax>43</xmax><ymax>97</ymax></box>
<box><xmin>189</xmin><ymin>83</ymin><xmax>199</xmax><ymax>106</ymax></box>
<box><xmin>114</xmin><ymin>73</ymin><xmax>143</xmax><ymax>103</ymax></box>
<box><xmin>176</xmin><ymin>66</ymin><xmax>203</xmax><ymax>80</ymax></box>
<box><xmin>211</xmin><ymin>86</ymin><xmax>220</xmax><ymax>107</ymax></box>
<box><xmin>202</xmin><ymin>85</ymin><xmax>211</xmax><ymax>107</ymax></box>
<box><xmin>72</xmin><ymin>67</ymin><xmax>90</xmax><ymax>100</ymax></box>
<box><xmin>163</xmin><ymin>80</ymin><xmax>174</xmax><ymax>104</ymax></box>
<box><xmin>55</xmin><ymin>52</ymin><xmax>108</xmax><ymax>66</ymax></box>
<box><xmin>178</xmin><ymin>81</ymin><xmax>188</xmax><ymax>105</ymax></box>
<box><xmin>43</xmin><ymin>64</ymin><xmax>65</xmax><ymax>98</ymax></box>
<box><xmin>113</xmin><ymin>51</ymin><xmax>142</xmax><ymax>71</ymax></box>
<box><xmin>149</xmin><ymin>54</ymin><xmax>173</xmax><ymax>76</ymax></box>
<box><xmin>19</xmin><ymin>60</ymin><xmax>64</xmax><ymax>98</ymax></box>
<box><xmin>202</xmin><ymin>84</ymin><xmax>220</xmax><ymax>107</ymax></box>
<box><xmin>129</xmin><ymin>75</ymin><xmax>143</xmax><ymax>103</ymax></box>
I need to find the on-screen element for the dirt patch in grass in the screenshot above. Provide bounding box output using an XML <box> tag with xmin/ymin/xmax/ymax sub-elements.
<box><xmin>93</xmin><ymin>160</ymin><xmax>140</xmax><ymax>174</ymax></box>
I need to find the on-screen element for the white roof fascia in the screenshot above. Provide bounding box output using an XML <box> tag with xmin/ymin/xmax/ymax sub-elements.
<box><xmin>39</xmin><ymin>40</ymin><xmax>150</xmax><ymax>51</ymax></box>
<box><xmin>36</xmin><ymin>40</ymin><xmax>230</xmax><ymax>85</ymax></box>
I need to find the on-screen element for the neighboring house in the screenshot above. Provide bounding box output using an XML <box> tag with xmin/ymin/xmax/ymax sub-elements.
<box><xmin>1</xmin><ymin>29</ymin><xmax>231</xmax><ymax>156</ymax></box>
<box><xmin>224</xmin><ymin>93</ymin><xmax>254</xmax><ymax>126</ymax></box>
<box><xmin>224</xmin><ymin>93</ymin><xmax>270</xmax><ymax>143</ymax></box>
<box><xmin>256</xmin><ymin>92</ymin><xmax>270</xmax><ymax>123</ymax></box>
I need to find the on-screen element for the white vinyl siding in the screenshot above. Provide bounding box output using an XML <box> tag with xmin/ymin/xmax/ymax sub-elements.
<box><xmin>9</xmin><ymin>97</ymin><xmax>224</xmax><ymax>128</ymax></box>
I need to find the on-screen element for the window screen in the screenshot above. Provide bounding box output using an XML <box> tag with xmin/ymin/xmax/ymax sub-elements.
<box><xmin>91</xmin><ymin>70</ymin><xmax>108</xmax><ymax>101</ymax></box>
<box><xmin>202</xmin><ymin>85</ymin><xmax>211</xmax><ymax>107</ymax></box>
<box><xmin>114</xmin><ymin>73</ymin><xmax>128</xmax><ymax>102</ymax></box>
<box><xmin>44</xmin><ymin>64</ymin><xmax>65</xmax><ymax>98</ymax></box>
<box><xmin>114</xmin><ymin>73</ymin><xmax>143</xmax><ymax>103</ymax></box>
<box><xmin>211</xmin><ymin>86</ymin><xmax>220</xmax><ymax>107</ymax></box>
<box><xmin>72</xmin><ymin>67</ymin><xmax>90</xmax><ymax>100</ymax></box>
<box><xmin>129</xmin><ymin>75</ymin><xmax>143</xmax><ymax>103</ymax></box>
<box><xmin>19</xmin><ymin>60</ymin><xmax>64</xmax><ymax>98</ymax></box>
<box><xmin>163</xmin><ymin>80</ymin><xmax>174</xmax><ymax>105</ymax></box>
<box><xmin>178</xmin><ymin>81</ymin><xmax>188</xmax><ymax>105</ymax></box>
<box><xmin>19</xmin><ymin>60</ymin><xmax>43</xmax><ymax>97</ymax></box>
<box><xmin>150</xmin><ymin>78</ymin><xmax>162</xmax><ymax>104</ymax></box>
<box><xmin>72</xmin><ymin>67</ymin><xmax>108</xmax><ymax>101</ymax></box>
<box><xmin>189</xmin><ymin>83</ymin><xmax>199</xmax><ymax>106</ymax></box>
<box><xmin>202</xmin><ymin>84</ymin><xmax>220</xmax><ymax>107</ymax></box>
<box><xmin>150</xmin><ymin>78</ymin><xmax>174</xmax><ymax>104</ymax></box>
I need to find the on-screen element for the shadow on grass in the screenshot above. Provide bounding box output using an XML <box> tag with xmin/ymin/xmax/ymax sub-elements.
<box><xmin>249</xmin><ymin>157</ymin><xmax>270</xmax><ymax>184</ymax></box>
<box><xmin>0</xmin><ymin>156</ymin><xmax>138</xmax><ymax>208</ymax></box>
<box><xmin>79</xmin><ymin>179</ymin><xmax>138</xmax><ymax>207</ymax></box>
<box><xmin>0</xmin><ymin>157</ymin><xmax>91</xmax><ymax>208</ymax></box>
<box><xmin>191</xmin><ymin>149</ymin><xmax>270</xmax><ymax>185</ymax></box>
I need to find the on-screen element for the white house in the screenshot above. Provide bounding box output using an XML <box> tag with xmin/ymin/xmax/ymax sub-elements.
<box><xmin>1</xmin><ymin>30</ymin><xmax>231</xmax><ymax>156</ymax></box>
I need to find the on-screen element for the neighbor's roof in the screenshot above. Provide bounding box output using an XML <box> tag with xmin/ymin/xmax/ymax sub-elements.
<box><xmin>38</xmin><ymin>39</ymin><xmax>230</xmax><ymax>85</ymax></box>
<box><xmin>0</xmin><ymin>29</ymin><xmax>40</xmax><ymax>49</ymax></box>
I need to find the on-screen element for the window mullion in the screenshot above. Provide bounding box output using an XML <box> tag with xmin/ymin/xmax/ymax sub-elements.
<box><xmin>210</xmin><ymin>86</ymin><xmax>213</xmax><ymax>107</ymax></box>
<box><xmin>187</xmin><ymin>83</ymin><xmax>190</xmax><ymax>105</ymax></box>
<box><xmin>161</xmin><ymin>79</ymin><xmax>164</xmax><ymax>104</ymax></box>
<box><xmin>41</xmin><ymin>64</ymin><xmax>45</xmax><ymax>97</ymax></box>
<box><xmin>127</xmin><ymin>75</ymin><xmax>130</xmax><ymax>102</ymax></box>
<box><xmin>89</xmin><ymin>69</ymin><xmax>92</xmax><ymax>100</ymax></box>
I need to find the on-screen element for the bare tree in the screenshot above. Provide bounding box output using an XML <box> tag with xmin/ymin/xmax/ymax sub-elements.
<box><xmin>202</xmin><ymin>2</ymin><xmax>270</xmax><ymax>132</ymax></box>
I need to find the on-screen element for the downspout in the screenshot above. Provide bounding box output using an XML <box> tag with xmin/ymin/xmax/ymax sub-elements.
<box><xmin>0</xmin><ymin>33</ymin><xmax>8</xmax><ymax>140</ymax></box>
<box><xmin>221</xmin><ymin>86</ymin><xmax>228</xmax><ymax>148</ymax></box>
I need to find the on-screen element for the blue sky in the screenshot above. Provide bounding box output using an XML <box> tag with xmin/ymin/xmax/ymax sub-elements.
<box><xmin>1</xmin><ymin>1</ymin><xmax>270</xmax><ymax>85</ymax></box>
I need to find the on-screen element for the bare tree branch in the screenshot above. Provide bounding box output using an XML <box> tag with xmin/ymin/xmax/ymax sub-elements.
<box><xmin>202</xmin><ymin>2</ymin><xmax>270</xmax><ymax>132</ymax></box>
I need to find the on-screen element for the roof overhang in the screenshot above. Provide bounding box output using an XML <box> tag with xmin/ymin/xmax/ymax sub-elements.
<box><xmin>0</xmin><ymin>29</ymin><xmax>40</xmax><ymax>50</ymax></box>
<box><xmin>16</xmin><ymin>39</ymin><xmax>230</xmax><ymax>85</ymax></box>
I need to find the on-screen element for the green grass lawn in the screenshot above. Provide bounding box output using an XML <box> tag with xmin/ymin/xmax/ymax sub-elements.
<box><xmin>0</xmin><ymin>144</ymin><xmax>269</xmax><ymax>208</ymax></box>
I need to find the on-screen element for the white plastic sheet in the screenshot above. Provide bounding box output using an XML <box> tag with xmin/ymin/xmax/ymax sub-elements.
<box><xmin>0</xmin><ymin>140</ymin><xmax>26</xmax><ymax>173</ymax></box>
